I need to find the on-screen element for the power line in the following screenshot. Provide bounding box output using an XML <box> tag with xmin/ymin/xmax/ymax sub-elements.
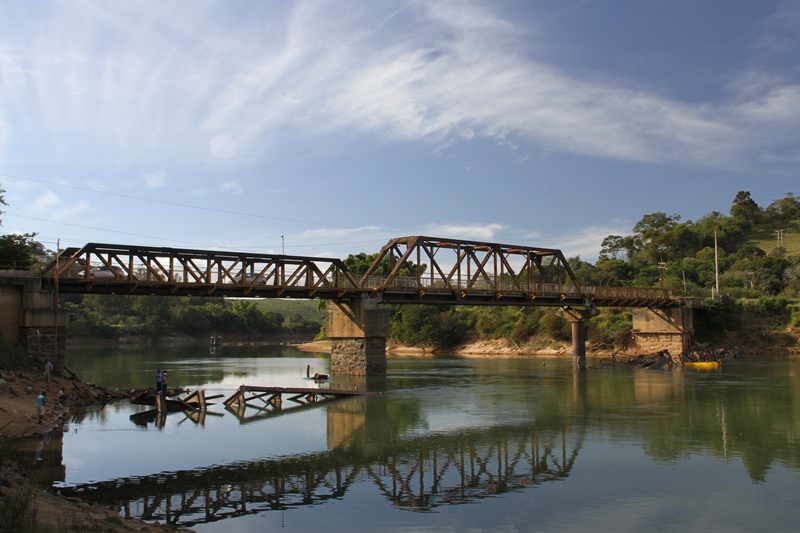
<box><xmin>5</xmin><ymin>212</ymin><xmax>388</xmax><ymax>251</ymax></box>
<box><xmin>0</xmin><ymin>171</ymin><xmax>389</xmax><ymax>232</ymax></box>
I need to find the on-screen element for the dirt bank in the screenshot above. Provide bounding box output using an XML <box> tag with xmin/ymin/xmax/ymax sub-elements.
<box><xmin>296</xmin><ymin>338</ymin><xmax>577</xmax><ymax>358</ymax></box>
<box><xmin>0</xmin><ymin>369</ymin><xmax>192</xmax><ymax>532</ymax></box>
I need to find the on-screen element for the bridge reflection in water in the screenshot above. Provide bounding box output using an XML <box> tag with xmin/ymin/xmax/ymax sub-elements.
<box><xmin>56</xmin><ymin>401</ymin><xmax>584</xmax><ymax>528</ymax></box>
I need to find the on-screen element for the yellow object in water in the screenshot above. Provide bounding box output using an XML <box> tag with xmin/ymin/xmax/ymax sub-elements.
<box><xmin>684</xmin><ymin>361</ymin><xmax>721</xmax><ymax>370</ymax></box>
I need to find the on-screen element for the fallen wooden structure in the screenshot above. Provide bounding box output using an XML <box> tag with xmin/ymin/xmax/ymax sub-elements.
<box><xmin>130</xmin><ymin>389</ymin><xmax>224</xmax><ymax>413</ymax></box>
<box><xmin>223</xmin><ymin>385</ymin><xmax>374</xmax><ymax>417</ymax></box>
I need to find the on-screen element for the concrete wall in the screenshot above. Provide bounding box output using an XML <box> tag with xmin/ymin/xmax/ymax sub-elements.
<box><xmin>632</xmin><ymin>307</ymin><xmax>694</xmax><ymax>354</ymax></box>
<box><xmin>0</xmin><ymin>272</ymin><xmax>68</xmax><ymax>367</ymax></box>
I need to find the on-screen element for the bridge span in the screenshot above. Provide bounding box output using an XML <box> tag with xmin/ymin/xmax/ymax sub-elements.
<box><xmin>2</xmin><ymin>236</ymin><xmax>701</xmax><ymax>374</ymax></box>
<box><xmin>41</xmin><ymin>237</ymin><xmax>682</xmax><ymax>308</ymax></box>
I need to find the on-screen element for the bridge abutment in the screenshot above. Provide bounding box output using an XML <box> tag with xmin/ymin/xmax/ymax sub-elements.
<box><xmin>632</xmin><ymin>306</ymin><xmax>695</xmax><ymax>354</ymax></box>
<box><xmin>0</xmin><ymin>272</ymin><xmax>68</xmax><ymax>368</ymax></box>
<box><xmin>326</xmin><ymin>298</ymin><xmax>390</xmax><ymax>376</ymax></box>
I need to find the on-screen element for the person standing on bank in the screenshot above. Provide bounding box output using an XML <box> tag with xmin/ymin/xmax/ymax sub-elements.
<box><xmin>43</xmin><ymin>358</ymin><xmax>53</xmax><ymax>382</ymax></box>
<box><xmin>161</xmin><ymin>371</ymin><xmax>168</xmax><ymax>395</ymax></box>
<box><xmin>37</xmin><ymin>390</ymin><xmax>46</xmax><ymax>424</ymax></box>
<box><xmin>155</xmin><ymin>369</ymin><xmax>163</xmax><ymax>393</ymax></box>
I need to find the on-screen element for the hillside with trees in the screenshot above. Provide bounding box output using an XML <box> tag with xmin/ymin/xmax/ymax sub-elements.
<box><xmin>370</xmin><ymin>191</ymin><xmax>800</xmax><ymax>352</ymax></box>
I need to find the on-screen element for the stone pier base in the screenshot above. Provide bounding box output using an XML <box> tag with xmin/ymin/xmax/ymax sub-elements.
<box><xmin>632</xmin><ymin>307</ymin><xmax>694</xmax><ymax>354</ymax></box>
<box><xmin>327</xmin><ymin>298</ymin><xmax>390</xmax><ymax>376</ymax></box>
<box><xmin>330</xmin><ymin>338</ymin><xmax>387</xmax><ymax>376</ymax></box>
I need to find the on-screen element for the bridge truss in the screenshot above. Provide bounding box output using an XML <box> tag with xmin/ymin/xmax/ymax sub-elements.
<box><xmin>41</xmin><ymin>238</ymin><xmax>683</xmax><ymax>307</ymax></box>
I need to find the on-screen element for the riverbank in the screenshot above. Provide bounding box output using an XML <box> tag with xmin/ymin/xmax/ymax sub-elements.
<box><xmin>0</xmin><ymin>369</ymin><xmax>192</xmax><ymax>532</ymax></box>
<box><xmin>297</xmin><ymin>339</ymin><xmax>594</xmax><ymax>357</ymax></box>
<box><xmin>296</xmin><ymin>338</ymin><xmax>800</xmax><ymax>358</ymax></box>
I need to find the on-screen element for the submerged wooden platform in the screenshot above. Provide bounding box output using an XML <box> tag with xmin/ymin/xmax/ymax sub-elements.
<box><xmin>223</xmin><ymin>385</ymin><xmax>375</xmax><ymax>415</ymax></box>
<box><xmin>131</xmin><ymin>389</ymin><xmax>223</xmax><ymax>413</ymax></box>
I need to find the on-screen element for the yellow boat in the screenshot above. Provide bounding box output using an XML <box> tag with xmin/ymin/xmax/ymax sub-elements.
<box><xmin>684</xmin><ymin>361</ymin><xmax>721</xmax><ymax>370</ymax></box>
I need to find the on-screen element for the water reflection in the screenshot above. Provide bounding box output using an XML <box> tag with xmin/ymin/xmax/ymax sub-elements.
<box><xmin>57</xmin><ymin>419</ymin><xmax>581</xmax><ymax>526</ymax></box>
<box><xmin>35</xmin><ymin>348</ymin><xmax>800</xmax><ymax>531</ymax></box>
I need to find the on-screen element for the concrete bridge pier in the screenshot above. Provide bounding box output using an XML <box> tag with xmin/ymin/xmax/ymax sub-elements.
<box><xmin>632</xmin><ymin>306</ymin><xmax>696</xmax><ymax>354</ymax></box>
<box><xmin>559</xmin><ymin>306</ymin><xmax>598</xmax><ymax>368</ymax></box>
<box><xmin>0</xmin><ymin>272</ymin><xmax>68</xmax><ymax>368</ymax></box>
<box><xmin>326</xmin><ymin>298</ymin><xmax>390</xmax><ymax>376</ymax></box>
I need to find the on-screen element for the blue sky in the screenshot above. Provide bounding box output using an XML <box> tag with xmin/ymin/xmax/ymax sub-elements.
<box><xmin>1</xmin><ymin>0</ymin><xmax>798</xmax><ymax>262</ymax></box>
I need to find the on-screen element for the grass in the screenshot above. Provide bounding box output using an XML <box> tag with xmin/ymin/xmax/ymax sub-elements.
<box><xmin>747</xmin><ymin>219</ymin><xmax>800</xmax><ymax>257</ymax></box>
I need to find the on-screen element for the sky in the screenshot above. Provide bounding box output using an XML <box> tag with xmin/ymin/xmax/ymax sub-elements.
<box><xmin>1</xmin><ymin>0</ymin><xmax>799</xmax><ymax>262</ymax></box>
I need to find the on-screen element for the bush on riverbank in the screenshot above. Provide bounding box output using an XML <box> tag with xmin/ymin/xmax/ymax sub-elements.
<box><xmin>694</xmin><ymin>296</ymin><xmax>799</xmax><ymax>348</ymax></box>
<box><xmin>382</xmin><ymin>298</ymin><xmax>799</xmax><ymax>353</ymax></box>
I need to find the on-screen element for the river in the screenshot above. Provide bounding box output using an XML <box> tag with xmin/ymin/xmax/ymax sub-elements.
<box><xmin>23</xmin><ymin>345</ymin><xmax>800</xmax><ymax>532</ymax></box>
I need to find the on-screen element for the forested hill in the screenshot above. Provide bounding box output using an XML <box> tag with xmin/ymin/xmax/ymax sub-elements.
<box><xmin>569</xmin><ymin>191</ymin><xmax>800</xmax><ymax>298</ymax></box>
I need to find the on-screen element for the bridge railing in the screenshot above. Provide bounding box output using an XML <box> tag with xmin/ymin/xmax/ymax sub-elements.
<box><xmin>366</xmin><ymin>276</ymin><xmax>678</xmax><ymax>305</ymax></box>
<box><xmin>366</xmin><ymin>276</ymin><xmax>584</xmax><ymax>295</ymax></box>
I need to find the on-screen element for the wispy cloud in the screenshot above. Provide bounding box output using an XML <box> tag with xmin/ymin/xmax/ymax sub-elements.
<box><xmin>26</xmin><ymin>190</ymin><xmax>90</xmax><ymax>219</ymax></box>
<box><xmin>220</xmin><ymin>180</ymin><xmax>242</xmax><ymax>194</ymax></box>
<box><xmin>1</xmin><ymin>1</ymin><xmax>797</xmax><ymax>173</ymax></box>
<box><xmin>423</xmin><ymin>222</ymin><xmax>504</xmax><ymax>241</ymax></box>
<box><xmin>558</xmin><ymin>223</ymin><xmax>633</xmax><ymax>261</ymax></box>
<box><xmin>142</xmin><ymin>170</ymin><xmax>166</xmax><ymax>189</ymax></box>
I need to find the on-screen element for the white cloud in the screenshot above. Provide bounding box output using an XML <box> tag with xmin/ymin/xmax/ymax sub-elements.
<box><xmin>423</xmin><ymin>222</ymin><xmax>504</xmax><ymax>241</ymax></box>
<box><xmin>220</xmin><ymin>180</ymin><xmax>242</xmax><ymax>194</ymax></box>
<box><xmin>26</xmin><ymin>190</ymin><xmax>90</xmax><ymax>219</ymax></box>
<box><xmin>558</xmin><ymin>223</ymin><xmax>633</xmax><ymax>261</ymax></box>
<box><xmin>142</xmin><ymin>170</ymin><xmax>166</xmax><ymax>189</ymax></box>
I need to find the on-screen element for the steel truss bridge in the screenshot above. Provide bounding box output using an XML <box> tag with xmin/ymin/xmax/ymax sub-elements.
<box><xmin>57</xmin><ymin>424</ymin><xmax>582</xmax><ymax>527</ymax></box>
<box><xmin>42</xmin><ymin>236</ymin><xmax>684</xmax><ymax>307</ymax></box>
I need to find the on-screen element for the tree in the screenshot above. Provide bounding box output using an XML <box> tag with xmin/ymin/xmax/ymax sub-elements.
<box><xmin>344</xmin><ymin>251</ymin><xmax>426</xmax><ymax>277</ymax></box>
<box><xmin>730</xmin><ymin>191</ymin><xmax>761</xmax><ymax>229</ymax></box>
<box><xmin>765</xmin><ymin>193</ymin><xmax>800</xmax><ymax>223</ymax></box>
<box><xmin>0</xmin><ymin>233</ymin><xmax>43</xmax><ymax>269</ymax></box>
<box><xmin>599</xmin><ymin>235</ymin><xmax>640</xmax><ymax>261</ymax></box>
<box><xmin>631</xmin><ymin>212</ymin><xmax>696</xmax><ymax>263</ymax></box>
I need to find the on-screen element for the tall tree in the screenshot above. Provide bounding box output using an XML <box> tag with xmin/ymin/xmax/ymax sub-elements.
<box><xmin>730</xmin><ymin>191</ymin><xmax>762</xmax><ymax>229</ymax></box>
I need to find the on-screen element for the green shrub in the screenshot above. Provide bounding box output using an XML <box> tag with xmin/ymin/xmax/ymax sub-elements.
<box><xmin>539</xmin><ymin>313</ymin><xmax>571</xmax><ymax>342</ymax></box>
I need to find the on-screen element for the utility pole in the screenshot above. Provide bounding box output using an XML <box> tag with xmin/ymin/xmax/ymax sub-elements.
<box><xmin>714</xmin><ymin>230</ymin><xmax>720</xmax><ymax>299</ymax></box>
<box><xmin>775</xmin><ymin>229</ymin><xmax>786</xmax><ymax>247</ymax></box>
<box><xmin>281</xmin><ymin>235</ymin><xmax>285</xmax><ymax>255</ymax></box>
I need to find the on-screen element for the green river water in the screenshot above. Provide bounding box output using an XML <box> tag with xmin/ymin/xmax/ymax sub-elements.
<box><xmin>20</xmin><ymin>344</ymin><xmax>800</xmax><ymax>532</ymax></box>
